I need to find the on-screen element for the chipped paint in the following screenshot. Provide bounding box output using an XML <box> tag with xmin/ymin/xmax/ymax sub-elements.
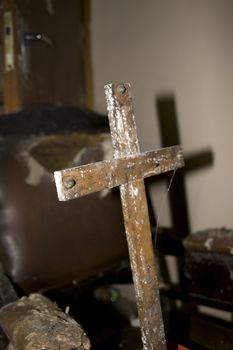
<box><xmin>54</xmin><ymin>171</ymin><xmax>66</xmax><ymax>202</ymax></box>
<box><xmin>104</xmin><ymin>84</ymin><xmax>140</xmax><ymax>159</ymax></box>
<box><xmin>54</xmin><ymin>147</ymin><xmax>183</xmax><ymax>201</ymax></box>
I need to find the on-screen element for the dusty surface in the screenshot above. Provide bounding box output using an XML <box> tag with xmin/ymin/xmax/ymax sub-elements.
<box><xmin>183</xmin><ymin>228</ymin><xmax>233</xmax><ymax>255</ymax></box>
<box><xmin>184</xmin><ymin>229</ymin><xmax>233</xmax><ymax>302</ymax></box>
<box><xmin>0</xmin><ymin>294</ymin><xmax>90</xmax><ymax>350</ymax></box>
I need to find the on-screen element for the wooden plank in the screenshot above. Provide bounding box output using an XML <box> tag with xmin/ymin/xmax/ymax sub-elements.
<box><xmin>105</xmin><ymin>83</ymin><xmax>167</xmax><ymax>349</ymax></box>
<box><xmin>55</xmin><ymin>146</ymin><xmax>184</xmax><ymax>201</ymax></box>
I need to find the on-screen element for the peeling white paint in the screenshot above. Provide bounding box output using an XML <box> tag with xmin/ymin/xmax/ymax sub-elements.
<box><xmin>54</xmin><ymin>171</ymin><xmax>66</xmax><ymax>201</ymax></box>
<box><xmin>104</xmin><ymin>84</ymin><xmax>140</xmax><ymax>159</ymax></box>
<box><xmin>132</xmin><ymin>186</ymin><xmax>138</xmax><ymax>198</ymax></box>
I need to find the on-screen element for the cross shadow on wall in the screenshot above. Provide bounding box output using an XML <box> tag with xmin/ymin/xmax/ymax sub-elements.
<box><xmin>146</xmin><ymin>95</ymin><xmax>214</xmax><ymax>287</ymax></box>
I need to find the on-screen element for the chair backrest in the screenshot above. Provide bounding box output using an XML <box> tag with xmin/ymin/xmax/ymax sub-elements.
<box><xmin>0</xmin><ymin>107</ymin><xmax>128</xmax><ymax>292</ymax></box>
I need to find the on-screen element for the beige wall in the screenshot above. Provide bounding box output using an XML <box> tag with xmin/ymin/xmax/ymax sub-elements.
<box><xmin>91</xmin><ymin>0</ymin><xmax>233</xmax><ymax>233</ymax></box>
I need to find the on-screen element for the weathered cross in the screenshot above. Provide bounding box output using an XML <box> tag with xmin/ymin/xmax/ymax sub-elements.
<box><xmin>54</xmin><ymin>83</ymin><xmax>184</xmax><ymax>350</ymax></box>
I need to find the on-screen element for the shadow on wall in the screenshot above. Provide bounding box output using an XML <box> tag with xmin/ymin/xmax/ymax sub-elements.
<box><xmin>145</xmin><ymin>94</ymin><xmax>214</xmax><ymax>289</ymax></box>
<box><xmin>155</xmin><ymin>94</ymin><xmax>214</xmax><ymax>240</ymax></box>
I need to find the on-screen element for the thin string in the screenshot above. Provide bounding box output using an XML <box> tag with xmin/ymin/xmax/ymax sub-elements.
<box><xmin>154</xmin><ymin>168</ymin><xmax>178</xmax><ymax>247</ymax></box>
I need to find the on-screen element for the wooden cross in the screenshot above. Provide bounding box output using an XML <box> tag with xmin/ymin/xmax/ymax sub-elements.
<box><xmin>54</xmin><ymin>83</ymin><xmax>184</xmax><ymax>350</ymax></box>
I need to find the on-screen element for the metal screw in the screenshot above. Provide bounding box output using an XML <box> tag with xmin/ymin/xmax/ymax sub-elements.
<box><xmin>116</xmin><ymin>84</ymin><xmax>126</xmax><ymax>95</ymax></box>
<box><xmin>63</xmin><ymin>176</ymin><xmax>76</xmax><ymax>189</ymax></box>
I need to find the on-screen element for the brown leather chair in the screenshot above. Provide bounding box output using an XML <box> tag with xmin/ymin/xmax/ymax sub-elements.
<box><xmin>0</xmin><ymin>106</ymin><xmax>128</xmax><ymax>292</ymax></box>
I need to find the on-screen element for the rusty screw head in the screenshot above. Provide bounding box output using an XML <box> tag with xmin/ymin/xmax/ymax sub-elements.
<box><xmin>116</xmin><ymin>84</ymin><xmax>127</xmax><ymax>95</ymax></box>
<box><xmin>63</xmin><ymin>176</ymin><xmax>76</xmax><ymax>189</ymax></box>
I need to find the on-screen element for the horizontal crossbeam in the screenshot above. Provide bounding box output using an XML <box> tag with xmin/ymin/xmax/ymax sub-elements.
<box><xmin>54</xmin><ymin>145</ymin><xmax>184</xmax><ymax>201</ymax></box>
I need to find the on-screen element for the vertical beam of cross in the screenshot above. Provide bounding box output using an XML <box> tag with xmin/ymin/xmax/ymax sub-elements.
<box><xmin>105</xmin><ymin>83</ymin><xmax>166</xmax><ymax>349</ymax></box>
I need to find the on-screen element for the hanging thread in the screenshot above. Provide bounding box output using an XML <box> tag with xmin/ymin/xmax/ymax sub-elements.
<box><xmin>154</xmin><ymin>167</ymin><xmax>178</xmax><ymax>247</ymax></box>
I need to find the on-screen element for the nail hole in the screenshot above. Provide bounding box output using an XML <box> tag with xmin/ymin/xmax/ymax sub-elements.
<box><xmin>116</xmin><ymin>84</ymin><xmax>126</xmax><ymax>95</ymax></box>
<box><xmin>155</xmin><ymin>160</ymin><xmax>160</xmax><ymax>167</ymax></box>
<box><xmin>63</xmin><ymin>177</ymin><xmax>76</xmax><ymax>189</ymax></box>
